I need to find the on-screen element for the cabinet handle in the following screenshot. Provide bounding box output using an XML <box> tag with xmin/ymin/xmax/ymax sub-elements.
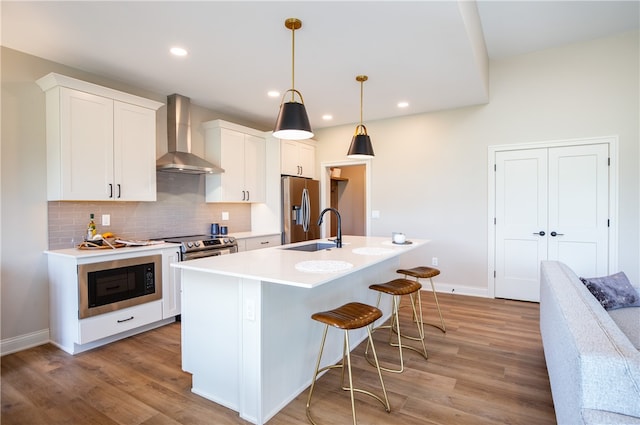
<box><xmin>117</xmin><ymin>184</ymin><xmax>121</xmax><ymax>199</ymax></box>
<box><xmin>300</xmin><ymin>166</ymin><xmax>303</xmax><ymax>175</ymax></box>
<box><xmin>533</xmin><ymin>231</ymin><xmax>545</xmax><ymax>236</ymax></box>
<box><xmin>261</xmin><ymin>241</ymin><xmax>269</xmax><ymax>245</ymax></box>
<box><xmin>108</xmin><ymin>184</ymin><xmax>113</xmax><ymax>198</ymax></box>
<box><xmin>117</xmin><ymin>316</ymin><xmax>134</xmax><ymax>323</ymax></box>
<box><xmin>246</xmin><ymin>191</ymin><xmax>250</xmax><ymax>201</ymax></box>
<box><xmin>550</xmin><ymin>231</ymin><xmax>564</xmax><ymax>237</ymax></box>
<box><xmin>242</xmin><ymin>190</ymin><xmax>245</xmax><ymax>201</ymax></box>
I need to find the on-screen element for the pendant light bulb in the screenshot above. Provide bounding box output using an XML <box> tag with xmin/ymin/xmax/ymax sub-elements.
<box><xmin>347</xmin><ymin>75</ymin><xmax>374</xmax><ymax>158</ymax></box>
<box><xmin>273</xmin><ymin>18</ymin><xmax>313</xmax><ymax>140</ymax></box>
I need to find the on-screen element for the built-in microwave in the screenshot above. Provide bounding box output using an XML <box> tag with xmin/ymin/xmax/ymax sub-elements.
<box><xmin>78</xmin><ymin>254</ymin><xmax>162</xmax><ymax>319</ymax></box>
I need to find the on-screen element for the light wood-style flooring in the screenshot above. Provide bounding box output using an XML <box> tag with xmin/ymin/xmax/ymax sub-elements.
<box><xmin>1</xmin><ymin>293</ymin><xmax>556</xmax><ymax>424</ymax></box>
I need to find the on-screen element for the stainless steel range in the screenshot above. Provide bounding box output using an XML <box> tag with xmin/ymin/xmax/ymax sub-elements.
<box><xmin>161</xmin><ymin>235</ymin><xmax>238</xmax><ymax>261</ymax></box>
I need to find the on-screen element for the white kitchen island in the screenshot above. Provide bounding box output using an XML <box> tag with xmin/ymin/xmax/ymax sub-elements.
<box><xmin>174</xmin><ymin>235</ymin><xmax>426</xmax><ymax>424</ymax></box>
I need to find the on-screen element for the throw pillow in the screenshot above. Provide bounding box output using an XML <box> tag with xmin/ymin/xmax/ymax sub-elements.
<box><xmin>580</xmin><ymin>271</ymin><xmax>640</xmax><ymax>311</ymax></box>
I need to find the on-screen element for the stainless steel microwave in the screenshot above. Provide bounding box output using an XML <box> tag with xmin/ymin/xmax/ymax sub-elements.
<box><xmin>78</xmin><ymin>254</ymin><xmax>162</xmax><ymax>319</ymax></box>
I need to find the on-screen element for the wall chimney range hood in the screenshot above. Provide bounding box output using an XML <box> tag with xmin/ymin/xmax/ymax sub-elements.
<box><xmin>156</xmin><ymin>94</ymin><xmax>224</xmax><ymax>174</ymax></box>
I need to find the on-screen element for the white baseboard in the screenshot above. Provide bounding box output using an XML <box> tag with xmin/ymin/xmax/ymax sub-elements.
<box><xmin>1</xmin><ymin>328</ymin><xmax>50</xmax><ymax>356</ymax></box>
<box><xmin>422</xmin><ymin>281</ymin><xmax>489</xmax><ymax>298</ymax></box>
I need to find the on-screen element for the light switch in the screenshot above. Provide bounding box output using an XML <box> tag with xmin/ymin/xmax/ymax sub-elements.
<box><xmin>222</xmin><ymin>212</ymin><xmax>229</xmax><ymax>221</ymax></box>
<box><xmin>101</xmin><ymin>214</ymin><xmax>110</xmax><ymax>226</ymax></box>
<box><xmin>371</xmin><ymin>210</ymin><xmax>380</xmax><ymax>219</ymax></box>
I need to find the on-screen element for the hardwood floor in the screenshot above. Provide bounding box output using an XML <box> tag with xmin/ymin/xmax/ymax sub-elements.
<box><xmin>1</xmin><ymin>293</ymin><xmax>556</xmax><ymax>424</ymax></box>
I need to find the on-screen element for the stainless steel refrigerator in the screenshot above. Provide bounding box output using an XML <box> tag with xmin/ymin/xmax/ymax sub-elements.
<box><xmin>281</xmin><ymin>176</ymin><xmax>320</xmax><ymax>244</ymax></box>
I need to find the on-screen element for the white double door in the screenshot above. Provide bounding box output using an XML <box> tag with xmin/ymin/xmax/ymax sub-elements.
<box><xmin>494</xmin><ymin>143</ymin><xmax>610</xmax><ymax>301</ymax></box>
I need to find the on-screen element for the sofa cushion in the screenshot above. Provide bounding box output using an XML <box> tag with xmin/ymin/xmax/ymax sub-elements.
<box><xmin>580</xmin><ymin>272</ymin><xmax>640</xmax><ymax>310</ymax></box>
<box><xmin>608</xmin><ymin>307</ymin><xmax>640</xmax><ymax>350</ymax></box>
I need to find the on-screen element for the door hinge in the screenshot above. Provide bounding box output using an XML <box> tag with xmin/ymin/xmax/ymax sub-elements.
<box><xmin>607</xmin><ymin>219</ymin><xmax>610</xmax><ymax>227</ymax></box>
<box><xmin>608</xmin><ymin>157</ymin><xmax>610</xmax><ymax>166</ymax></box>
<box><xmin>494</xmin><ymin>163</ymin><xmax>497</xmax><ymax>172</ymax></box>
<box><xmin>493</xmin><ymin>270</ymin><xmax>496</xmax><ymax>278</ymax></box>
<box><xmin>494</xmin><ymin>217</ymin><xmax>496</xmax><ymax>225</ymax></box>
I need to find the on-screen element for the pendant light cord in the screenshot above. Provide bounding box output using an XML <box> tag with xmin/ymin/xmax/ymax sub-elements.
<box><xmin>360</xmin><ymin>79</ymin><xmax>364</xmax><ymax>125</ymax></box>
<box><xmin>291</xmin><ymin>25</ymin><xmax>296</xmax><ymax>102</ymax></box>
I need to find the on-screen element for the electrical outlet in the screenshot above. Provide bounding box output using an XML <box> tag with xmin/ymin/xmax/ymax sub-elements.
<box><xmin>432</xmin><ymin>257</ymin><xmax>438</xmax><ymax>266</ymax></box>
<box><xmin>371</xmin><ymin>210</ymin><xmax>380</xmax><ymax>219</ymax></box>
<box><xmin>222</xmin><ymin>212</ymin><xmax>229</xmax><ymax>220</ymax></box>
<box><xmin>101</xmin><ymin>214</ymin><xmax>110</xmax><ymax>226</ymax></box>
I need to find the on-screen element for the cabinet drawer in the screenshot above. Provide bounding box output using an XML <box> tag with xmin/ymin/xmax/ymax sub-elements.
<box><xmin>245</xmin><ymin>235</ymin><xmax>281</xmax><ymax>251</ymax></box>
<box><xmin>78</xmin><ymin>300</ymin><xmax>162</xmax><ymax>344</ymax></box>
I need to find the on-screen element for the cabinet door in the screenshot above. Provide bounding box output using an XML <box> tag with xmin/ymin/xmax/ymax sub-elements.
<box><xmin>298</xmin><ymin>142</ymin><xmax>315</xmax><ymax>178</ymax></box>
<box><xmin>281</xmin><ymin>139</ymin><xmax>301</xmax><ymax>176</ymax></box>
<box><xmin>221</xmin><ymin>129</ymin><xmax>247</xmax><ymax>202</ymax></box>
<box><xmin>113</xmin><ymin>101</ymin><xmax>157</xmax><ymax>201</ymax></box>
<box><xmin>162</xmin><ymin>249</ymin><xmax>182</xmax><ymax>319</ymax></box>
<box><xmin>243</xmin><ymin>134</ymin><xmax>266</xmax><ymax>203</ymax></box>
<box><xmin>59</xmin><ymin>88</ymin><xmax>114</xmax><ymax>200</ymax></box>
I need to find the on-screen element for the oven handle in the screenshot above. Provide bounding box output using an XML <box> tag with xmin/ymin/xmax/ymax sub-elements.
<box><xmin>182</xmin><ymin>247</ymin><xmax>236</xmax><ymax>261</ymax></box>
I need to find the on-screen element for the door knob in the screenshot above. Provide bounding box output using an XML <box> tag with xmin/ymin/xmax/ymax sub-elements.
<box><xmin>533</xmin><ymin>231</ymin><xmax>545</xmax><ymax>236</ymax></box>
<box><xmin>550</xmin><ymin>231</ymin><xmax>564</xmax><ymax>237</ymax></box>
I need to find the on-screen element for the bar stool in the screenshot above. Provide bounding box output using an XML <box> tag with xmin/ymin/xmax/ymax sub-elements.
<box><xmin>396</xmin><ymin>266</ymin><xmax>446</xmax><ymax>333</ymax></box>
<box><xmin>365</xmin><ymin>278</ymin><xmax>428</xmax><ymax>373</ymax></box>
<box><xmin>306</xmin><ymin>302</ymin><xmax>390</xmax><ymax>425</ymax></box>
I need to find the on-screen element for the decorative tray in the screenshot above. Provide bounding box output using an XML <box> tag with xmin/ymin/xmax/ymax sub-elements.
<box><xmin>77</xmin><ymin>240</ymin><xmax>126</xmax><ymax>250</ymax></box>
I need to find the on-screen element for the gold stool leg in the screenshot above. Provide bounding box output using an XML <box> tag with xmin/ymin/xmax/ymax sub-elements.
<box><xmin>402</xmin><ymin>274</ymin><xmax>446</xmax><ymax>333</ymax></box>
<box><xmin>309</xmin><ymin>323</ymin><xmax>391</xmax><ymax>424</ymax></box>
<box><xmin>428</xmin><ymin>277</ymin><xmax>446</xmax><ymax>333</ymax></box>
<box><xmin>306</xmin><ymin>325</ymin><xmax>329</xmax><ymax>425</ymax></box>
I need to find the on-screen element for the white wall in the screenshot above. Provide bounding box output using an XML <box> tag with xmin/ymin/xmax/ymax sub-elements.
<box><xmin>315</xmin><ymin>31</ymin><xmax>640</xmax><ymax>295</ymax></box>
<box><xmin>0</xmin><ymin>47</ymin><xmax>265</xmax><ymax>352</ymax></box>
<box><xmin>1</xmin><ymin>30</ymin><xmax>638</xmax><ymax>352</ymax></box>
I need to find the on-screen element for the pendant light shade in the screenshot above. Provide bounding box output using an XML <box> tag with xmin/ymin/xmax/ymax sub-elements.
<box><xmin>273</xmin><ymin>18</ymin><xmax>313</xmax><ymax>140</ymax></box>
<box><xmin>347</xmin><ymin>75</ymin><xmax>374</xmax><ymax>158</ymax></box>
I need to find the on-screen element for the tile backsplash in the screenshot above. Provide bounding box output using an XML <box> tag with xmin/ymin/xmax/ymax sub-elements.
<box><xmin>48</xmin><ymin>172</ymin><xmax>251</xmax><ymax>249</ymax></box>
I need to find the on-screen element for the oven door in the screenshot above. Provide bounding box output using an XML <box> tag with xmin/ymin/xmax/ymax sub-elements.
<box><xmin>182</xmin><ymin>247</ymin><xmax>236</xmax><ymax>261</ymax></box>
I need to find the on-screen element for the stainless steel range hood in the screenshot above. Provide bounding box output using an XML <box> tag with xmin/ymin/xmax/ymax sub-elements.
<box><xmin>156</xmin><ymin>94</ymin><xmax>224</xmax><ymax>174</ymax></box>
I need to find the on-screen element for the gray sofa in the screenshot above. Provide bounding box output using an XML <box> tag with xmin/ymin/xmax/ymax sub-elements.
<box><xmin>540</xmin><ymin>261</ymin><xmax>640</xmax><ymax>424</ymax></box>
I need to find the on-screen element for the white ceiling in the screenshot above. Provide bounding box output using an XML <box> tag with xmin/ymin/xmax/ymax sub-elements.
<box><xmin>2</xmin><ymin>1</ymin><xmax>638</xmax><ymax>131</ymax></box>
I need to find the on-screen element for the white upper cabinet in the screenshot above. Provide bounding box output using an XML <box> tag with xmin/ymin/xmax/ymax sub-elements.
<box><xmin>203</xmin><ymin>120</ymin><xmax>266</xmax><ymax>203</ymax></box>
<box><xmin>281</xmin><ymin>139</ymin><xmax>315</xmax><ymax>178</ymax></box>
<box><xmin>37</xmin><ymin>73</ymin><xmax>162</xmax><ymax>201</ymax></box>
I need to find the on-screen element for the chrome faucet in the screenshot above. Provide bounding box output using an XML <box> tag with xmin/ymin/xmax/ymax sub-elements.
<box><xmin>317</xmin><ymin>208</ymin><xmax>342</xmax><ymax>248</ymax></box>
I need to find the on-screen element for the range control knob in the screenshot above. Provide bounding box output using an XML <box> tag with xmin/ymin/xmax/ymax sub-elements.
<box><xmin>187</xmin><ymin>242</ymin><xmax>193</xmax><ymax>248</ymax></box>
<box><xmin>194</xmin><ymin>241</ymin><xmax>201</xmax><ymax>247</ymax></box>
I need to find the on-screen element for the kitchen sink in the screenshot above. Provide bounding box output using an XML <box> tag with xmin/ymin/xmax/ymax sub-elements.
<box><xmin>282</xmin><ymin>242</ymin><xmax>337</xmax><ymax>252</ymax></box>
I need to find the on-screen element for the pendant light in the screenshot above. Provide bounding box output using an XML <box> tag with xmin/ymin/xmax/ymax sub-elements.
<box><xmin>347</xmin><ymin>75</ymin><xmax>374</xmax><ymax>158</ymax></box>
<box><xmin>273</xmin><ymin>18</ymin><xmax>313</xmax><ymax>140</ymax></box>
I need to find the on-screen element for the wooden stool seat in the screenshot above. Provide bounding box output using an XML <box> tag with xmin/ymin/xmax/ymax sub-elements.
<box><xmin>366</xmin><ymin>278</ymin><xmax>428</xmax><ymax>373</ymax></box>
<box><xmin>311</xmin><ymin>302</ymin><xmax>382</xmax><ymax>330</ymax></box>
<box><xmin>396</xmin><ymin>266</ymin><xmax>440</xmax><ymax>279</ymax></box>
<box><xmin>369</xmin><ymin>278</ymin><xmax>422</xmax><ymax>296</ymax></box>
<box><xmin>397</xmin><ymin>266</ymin><xmax>446</xmax><ymax>333</ymax></box>
<box><xmin>307</xmin><ymin>302</ymin><xmax>390</xmax><ymax>425</ymax></box>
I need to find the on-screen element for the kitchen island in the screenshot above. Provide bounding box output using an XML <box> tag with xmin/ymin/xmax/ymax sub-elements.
<box><xmin>174</xmin><ymin>235</ymin><xmax>426</xmax><ymax>425</ymax></box>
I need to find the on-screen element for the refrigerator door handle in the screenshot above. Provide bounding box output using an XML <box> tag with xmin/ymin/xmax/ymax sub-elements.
<box><xmin>302</xmin><ymin>188</ymin><xmax>310</xmax><ymax>232</ymax></box>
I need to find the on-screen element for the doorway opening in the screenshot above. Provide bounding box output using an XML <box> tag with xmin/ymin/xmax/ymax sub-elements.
<box><xmin>319</xmin><ymin>160</ymin><xmax>371</xmax><ymax>238</ymax></box>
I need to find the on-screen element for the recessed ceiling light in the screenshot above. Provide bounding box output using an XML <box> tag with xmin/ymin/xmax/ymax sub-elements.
<box><xmin>268</xmin><ymin>90</ymin><xmax>280</xmax><ymax>98</ymax></box>
<box><xmin>322</xmin><ymin>114</ymin><xmax>333</xmax><ymax>121</ymax></box>
<box><xmin>170</xmin><ymin>47</ymin><xmax>188</xmax><ymax>57</ymax></box>
<box><xmin>397</xmin><ymin>101</ymin><xmax>409</xmax><ymax>108</ymax></box>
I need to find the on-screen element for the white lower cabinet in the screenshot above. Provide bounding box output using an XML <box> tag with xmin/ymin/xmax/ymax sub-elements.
<box><xmin>162</xmin><ymin>248</ymin><xmax>182</xmax><ymax>319</ymax></box>
<box><xmin>45</xmin><ymin>245</ymin><xmax>178</xmax><ymax>354</ymax></box>
<box><xmin>78</xmin><ymin>301</ymin><xmax>162</xmax><ymax>344</ymax></box>
<box><xmin>236</xmin><ymin>234</ymin><xmax>281</xmax><ymax>252</ymax></box>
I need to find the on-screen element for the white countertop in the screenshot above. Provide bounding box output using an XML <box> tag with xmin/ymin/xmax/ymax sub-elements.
<box><xmin>230</xmin><ymin>231</ymin><xmax>280</xmax><ymax>239</ymax></box>
<box><xmin>173</xmin><ymin>235</ymin><xmax>426</xmax><ymax>288</ymax></box>
<box><xmin>44</xmin><ymin>242</ymin><xmax>180</xmax><ymax>260</ymax></box>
